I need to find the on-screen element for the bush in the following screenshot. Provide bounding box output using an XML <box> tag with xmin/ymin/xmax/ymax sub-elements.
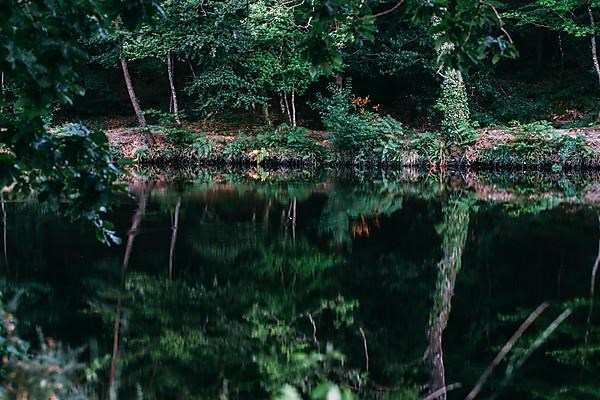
<box><xmin>312</xmin><ymin>80</ymin><xmax>404</xmax><ymax>163</ymax></box>
<box><xmin>223</xmin><ymin>133</ymin><xmax>257</xmax><ymax>162</ymax></box>
<box><xmin>256</xmin><ymin>124</ymin><xmax>325</xmax><ymax>162</ymax></box>
<box><xmin>157</xmin><ymin>126</ymin><xmax>197</xmax><ymax>145</ymax></box>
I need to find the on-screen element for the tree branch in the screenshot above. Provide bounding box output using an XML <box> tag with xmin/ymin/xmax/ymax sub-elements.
<box><xmin>362</xmin><ymin>0</ymin><xmax>405</xmax><ymax>20</ymax></box>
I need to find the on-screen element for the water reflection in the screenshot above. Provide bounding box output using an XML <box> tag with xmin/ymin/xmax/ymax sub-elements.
<box><xmin>1</xmin><ymin>169</ymin><xmax>599</xmax><ymax>399</ymax></box>
<box><xmin>426</xmin><ymin>194</ymin><xmax>472</xmax><ymax>399</ymax></box>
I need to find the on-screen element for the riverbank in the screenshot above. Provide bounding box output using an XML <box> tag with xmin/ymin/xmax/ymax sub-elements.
<box><xmin>106</xmin><ymin>122</ymin><xmax>600</xmax><ymax>169</ymax></box>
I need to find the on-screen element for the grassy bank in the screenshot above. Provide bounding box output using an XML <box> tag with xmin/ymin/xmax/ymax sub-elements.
<box><xmin>105</xmin><ymin>120</ymin><xmax>600</xmax><ymax>170</ymax></box>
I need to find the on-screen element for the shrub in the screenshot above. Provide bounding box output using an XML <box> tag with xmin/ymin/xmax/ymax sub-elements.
<box><xmin>158</xmin><ymin>126</ymin><xmax>197</xmax><ymax>145</ymax></box>
<box><xmin>223</xmin><ymin>133</ymin><xmax>257</xmax><ymax>162</ymax></box>
<box><xmin>143</xmin><ymin>108</ymin><xmax>185</xmax><ymax>126</ymax></box>
<box><xmin>312</xmin><ymin>80</ymin><xmax>404</xmax><ymax>163</ymax></box>
<box><xmin>256</xmin><ymin>124</ymin><xmax>325</xmax><ymax>162</ymax></box>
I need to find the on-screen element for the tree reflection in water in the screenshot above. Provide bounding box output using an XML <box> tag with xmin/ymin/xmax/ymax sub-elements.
<box><xmin>1</xmin><ymin>170</ymin><xmax>599</xmax><ymax>399</ymax></box>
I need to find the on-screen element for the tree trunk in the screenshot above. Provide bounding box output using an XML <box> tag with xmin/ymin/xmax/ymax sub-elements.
<box><xmin>120</xmin><ymin>57</ymin><xmax>147</xmax><ymax>128</ymax></box>
<box><xmin>114</xmin><ymin>20</ymin><xmax>150</xmax><ymax>141</ymax></box>
<box><xmin>188</xmin><ymin>62</ymin><xmax>197</xmax><ymax>79</ymax></box>
<box><xmin>279</xmin><ymin>91</ymin><xmax>286</xmax><ymax>115</ymax></box>
<box><xmin>283</xmin><ymin>91</ymin><xmax>293</xmax><ymax>125</ymax></box>
<box><xmin>263</xmin><ymin>104</ymin><xmax>271</xmax><ymax>125</ymax></box>
<box><xmin>335</xmin><ymin>72</ymin><xmax>343</xmax><ymax>88</ymax></box>
<box><xmin>558</xmin><ymin>33</ymin><xmax>565</xmax><ymax>81</ymax></box>
<box><xmin>588</xmin><ymin>6</ymin><xmax>600</xmax><ymax>87</ymax></box>
<box><xmin>291</xmin><ymin>88</ymin><xmax>297</xmax><ymax>127</ymax></box>
<box><xmin>1</xmin><ymin>71</ymin><xmax>4</xmax><ymax>114</ymax></box>
<box><xmin>168</xmin><ymin>196</ymin><xmax>181</xmax><ymax>280</ymax></box>
<box><xmin>167</xmin><ymin>51</ymin><xmax>181</xmax><ymax>125</ymax></box>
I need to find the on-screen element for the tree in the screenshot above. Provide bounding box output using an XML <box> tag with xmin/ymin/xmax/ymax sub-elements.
<box><xmin>0</xmin><ymin>0</ymin><xmax>161</xmax><ymax>243</ymax></box>
<box><xmin>246</xmin><ymin>0</ymin><xmax>318</xmax><ymax>126</ymax></box>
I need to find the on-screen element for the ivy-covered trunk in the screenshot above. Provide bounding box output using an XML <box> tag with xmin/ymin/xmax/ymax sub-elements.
<box><xmin>437</xmin><ymin>68</ymin><xmax>470</xmax><ymax>148</ymax></box>
<box><xmin>432</xmin><ymin>16</ymin><xmax>471</xmax><ymax>158</ymax></box>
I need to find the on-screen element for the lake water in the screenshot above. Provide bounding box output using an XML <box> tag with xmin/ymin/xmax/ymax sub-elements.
<box><xmin>1</xmin><ymin>168</ymin><xmax>599</xmax><ymax>399</ymax></box>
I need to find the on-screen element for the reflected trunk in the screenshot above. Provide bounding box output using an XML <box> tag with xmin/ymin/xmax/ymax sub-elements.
<box><xmin>169</xmin><ymin>196</ymin><xmax>182</xmax><ymax>280</ymax></box>
<box><xmin>1</xmin><ymin>191</ymin><xmax>7</xmax><ymax>272</ymax></box>
<box><xmin>585</xmin><ymin>215</ymin><xmax>600</xmax><ymax>348</ymax></box>
<box><xmin>426</xmin><ymin>196</ymin><xmax>471</xmax><ymax>399</ymax></box>
<box><xmin>109</xmin><ymin>190</ymin><xmax>148</xmax><ymax>400</ymax></box>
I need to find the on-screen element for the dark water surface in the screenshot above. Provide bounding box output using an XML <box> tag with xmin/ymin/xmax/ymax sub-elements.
<box><xmin>1</xmin><ymin>169</ymin><xmax>599</xmax><ymax>399</ymax></box>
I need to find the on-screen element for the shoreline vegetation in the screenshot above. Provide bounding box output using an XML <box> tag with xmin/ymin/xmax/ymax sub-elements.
<box><xmin>104</xmin><ymin>121</ymin><xmax>600</xmax><ymax>170</ymax></box>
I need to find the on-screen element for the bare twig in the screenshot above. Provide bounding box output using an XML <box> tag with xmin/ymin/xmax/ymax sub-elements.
<box><xmin>362</xmin><ymin>0</ymin><xmax>404</xmax><ymax>20</ymax></box>
<box><xmin>293</xmin><ymin>16</ymin><xmax>312</xmax><ymax>29</ymax></box>
<box><xmin>488</xmin><ymin>308</ymin><xmax>572</xmax><ymax>400</ymax></box>
<box><xmin>507</xmin><ymin>308</ymin><xmax>572</xmax><ymax>376</ymax></box>
<box><xmin>487</xmin><ymin>2</ymin><xmax>513</xmax><ymax>44</ymax></box>
<box><xmin>464</xmin><ymin>302</ymin><xmax>549</xmax><ymax>400</ymax></box>
<box><xmin>308</xmin><ymin>313</ymin><xmax>319</xmax><ymax>346</ymax></box>
<box><xmin>359</xmin><ymin>327</ymin><xmax>369</xmax><ymax>372</ymax></box>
